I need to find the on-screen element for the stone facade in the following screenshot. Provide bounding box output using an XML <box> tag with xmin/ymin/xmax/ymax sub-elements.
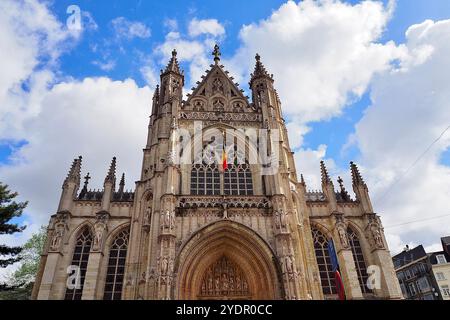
<box><xmin>32</xmin><ymin>46</ymin><xmax>402</xmax><ymax>300</ymax></box>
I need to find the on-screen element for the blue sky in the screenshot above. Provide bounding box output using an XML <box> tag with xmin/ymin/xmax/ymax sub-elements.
<box><xmin>2</xmin><ymin>0</ymin><xmax>449</xmax><ymax>169</ymax></box>
<box><xmin>1</xmin><ymin>0</ymin><xmax>450</xmax><ymax>255</ymax></box>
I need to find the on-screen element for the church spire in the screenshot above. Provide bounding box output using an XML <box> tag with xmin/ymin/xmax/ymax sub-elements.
<box><xmin>249</xmin><ymin>53</ymin><xmax>273</xmax><ymax>87</ymax></box>
<box><xmin>161</xmin><ymin>49</ymin><xmax>183</xmax><ymax>76</ymax></box>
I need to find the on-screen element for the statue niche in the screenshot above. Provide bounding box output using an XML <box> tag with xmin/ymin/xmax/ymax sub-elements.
<box><xmin>198</xmin><ymin>256</ymin><xmax>250</xmax><ymax>300</ymax></box>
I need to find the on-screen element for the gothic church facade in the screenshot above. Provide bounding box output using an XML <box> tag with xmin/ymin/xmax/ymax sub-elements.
<box><xmin>33</xmin><ymin>46</ymin><xmax>402</xmax><ymax>300</ymax></box>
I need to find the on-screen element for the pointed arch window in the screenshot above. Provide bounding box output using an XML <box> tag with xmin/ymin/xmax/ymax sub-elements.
<box><xmin>347</xmin><ymin>227</ymin><xmax>372</xmax><ymax>294</ymax></box>
<box><xmin>311</xmin><ymin>228</ymin><xmax>337</xmax><ymax>296</ymax></box>
<box><xmin>190</xmin><ymin>163</ymin><xmax>221</xmax><ymax>195</ymax></box>
<box><xmin>64</xmin><ymin>227</ymin><xmax>92</xmax><ymax>300</ymax></box>
<box><xmin>224</xmin><ymin>163</ymin><xmax>253</xmax><ymax>196</ymax></box>
<box><xmin>103</xmin><ymin>229</ymin><xmax>130</xmax><ymax>300</ymax></box>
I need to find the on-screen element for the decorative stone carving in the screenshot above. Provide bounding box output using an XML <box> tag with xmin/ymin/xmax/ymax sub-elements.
<box><xmin>178</xmin><ymin>195</ymin><xmax>271</xmax><ymax>209</ymax></box>
<box><xmin>49</xmin><ymin>213</ymin><xmax>69</xmax><ymax>252</ymax></box>
<box><xmin>199</xmin><ymin>256</ymin><xmax>250</xmax><ymax>298</ymax></box>
<box><xmin>179</xmin><ymin>111</ymin><xmax>262</xmax><ymax>122</ymax></box>
<box><xmin>212</xmin><ymin>78</ymin><xmax>224</xmax><ymax>95</ymax></box>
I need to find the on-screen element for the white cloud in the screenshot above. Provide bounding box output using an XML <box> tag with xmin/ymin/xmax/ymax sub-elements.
<box><xmin>0</xmin><ymin>1</ymin><xmax>151</xmax><ymax>279</ymax></box>
<box><xmin>0</xmin><ymin>0</ymin><xmax>81</xmax><ymax>140</ymax></box>
<box><xmin>0</xmin><ymin>76</ymin><xmax>151</xmax><ymax>230</ymax></box>
<box><xmin>286</xmin><ymin>122</ymin><xmax>310</xmax><ymax>150</ymax></box>
<box><xmin>231</xmin><ymin>0</ymin><xmax>403</xmax><ymax>123</ymax></box>
<box><xmin>111</xmin><ymin>17</ymin><xmax>151</xmax><ymax>40</ymax></box>
<box><xmin>188</xmin><ymin>18</ymin><xmax>225</xmax><ymax>38</ymax></box>
<box><xmin>351</xmin><ymin>19</ymin><xmax>450</xmax><ymax>249</ymax></box>
<box><xmin>92</xmin><ymin>59</ymin><xmax>116</xmax><ymax>71</ymax></box>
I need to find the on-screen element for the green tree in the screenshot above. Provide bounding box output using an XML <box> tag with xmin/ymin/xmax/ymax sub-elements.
<box><xmin>11</xmin><ymin>226</ymin><xmax>47</xmax><ymax>285</ymax></box>
<box><xmin>0</xmin><ymin>226</ymin><xmax>47</xmax><ymax>300</ymax></box>
<box><xmin>0</xmin><ymin>182</ymin><xmax>27</xmax><ymax>268</ymax></box>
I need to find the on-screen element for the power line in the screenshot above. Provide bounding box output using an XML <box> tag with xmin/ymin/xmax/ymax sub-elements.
<box><xmin>374</xmin><ymin>124</ymin><xmax>450</xmax><ymax>205</ymax></box>
<box><xmin>385</xmin><ymin>213</ymin><xmax>450</xmax><ymax>229</ymax></box>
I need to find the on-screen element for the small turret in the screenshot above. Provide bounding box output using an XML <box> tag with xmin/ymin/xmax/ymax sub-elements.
<box><xmin>160</xmin><ymin>49</ymin><xmax>184</xmax><ymax>104</ymax></box>
<box><xmin>249</xmin><ymin>54</ymin><xmax>273</xmax><ymax>88</ymax></box>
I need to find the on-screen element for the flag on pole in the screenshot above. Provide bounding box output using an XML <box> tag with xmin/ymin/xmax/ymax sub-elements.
<box><xmin>222</xmin><ymin>148</ymin><xmax>228</xmax><ymax>171</ymax></box>
<box><xmin>221</xmin><ymin>131</ymin><xmax>228</xmax><ymax>171</ymax></box>
<box><xmin>328</xmin><ymin>239</ymin><xmax>346</xmax><ymax>300</ymax></box>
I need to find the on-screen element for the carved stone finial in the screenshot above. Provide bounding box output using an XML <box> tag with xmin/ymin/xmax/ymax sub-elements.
<box><xmin>212</xmin><ymin>44</ymin><xmax>221</xmax><ymax>64</ymax></box>
<box><xmin>320</xmin><ymin>160</ymin><xmax>332</xmax><ymax>186</ymax></box>
<box><xmin>63</xmin><ymin>156</ymin><xmax>82</xmax><ymax>187</ymax></box>
<box><xmin>350</xmin><ymin>161</ymin><xmax>367</xmax><ymax>189</ymax></box>
<box><xmin>104</xmin><ymin>157</ymin><xmax>117</xmax><ymax>185</ymax></box>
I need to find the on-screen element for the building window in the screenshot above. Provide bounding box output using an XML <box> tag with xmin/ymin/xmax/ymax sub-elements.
<box><xmin>103</xmin><ymin>229</ymin><xmax>130</xmax><ymax>300</ymax></box>
<box><xmin>190</xmin><ymin>162</ymin><xmax>253</xmax><ymax>196</ymax></box>
<box><xmin>423</xmin><ymin>293</ymin><xmax>435</xmax><ymax>300</ymax></box>
<box><xmin>64</xmin><ymin>227</ymin><xmax>92</xmax><ymax>300</ymax></box>
<box><xmin>417</xmin><ymin>277</ymin><xmax>430</xmax><ymax>292</ymax></box>
<box><xmin>408</xmin><ymin>282</ymin><xmax>418</xmax><ymax>296</ymax></box>
<box><xmin>436</xmin><ymin>254</ymin><xmax>447</xmax><ymax>264</ymax></box>
<box><xmin>347</xmin><ymin>227</ymin><xmax>372</xmax><ymax>294</ymax></box>
<box><xmin>404</xmin><ymin>269</ymin><xmax>411</xmax><ymax>279</ymax></box>
<box><xmin>311</xmin><ymin>228</ymin><xmax>337</xmax><ymax>296</ymax></box>
<box><xmin>224</xmin><ymin>163</ymin><xmax>253</xmax><ymax>196</ymax></box>
<box><xmin>436</xmin><ymin>272</ymin><xmax>446</xmax><ymax>281</ymax></box>
<box><xmin>442</xmin><ymin>285</ymin><xmax>450</xmax><ymax>296</ymax></box>
<box><xmin>190</xmin><ymin>163</ymin><xmax>220</xmax><ymax>195</ymax></box>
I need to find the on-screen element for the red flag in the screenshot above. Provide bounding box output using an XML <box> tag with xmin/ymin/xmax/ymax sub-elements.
<box><xmin>335</xmin><ymin>270</ymin><xmax>346</xmax><ymax>300</ymax></box>
<box><xmin>222</xmin><ymin>148</ymin><xmax>228</xmax><ymax>171</ymax></box>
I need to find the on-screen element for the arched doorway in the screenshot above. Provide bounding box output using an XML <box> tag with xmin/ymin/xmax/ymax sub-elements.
<box><xmin>174</xmin><ymin>220</ymin><xmax>280</xmax><ymax>300</ymax></box>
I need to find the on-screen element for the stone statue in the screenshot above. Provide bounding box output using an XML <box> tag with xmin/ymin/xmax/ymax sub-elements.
<box><xmin>337</xmin><ymin>224</ymin><xmax>349</xmax><ymax>248</ymax></box>
<box><xmin>161</xmin><ymin>256</ymin><xmax>168</xmax><ymax>276</ymax></box>
<box><xmin>285</xmin><ymin>256</ymin><xmax>294</xmax><ymax>274</ymax></box>
<box><xmin>93</xmin><ymin>223</ymin><xmax>105</xmax><ymax>251</ymax></box>
<box><xmin>50</xmin><ymin>223</ymin><xmax>65</xmax><ymax>251</ymax></box>
<box><xmin>164</xmin><ymin>210</ymin><xmax>171</xmax><ymax>229</ymax></box>
<box><xmin>371</xmin><ymin>225</ymin><xmax>384</xmax><ymax>248</ymax></box>
<box><xmin>280</xmin><ymin>210</ymin><xmax>287</xmax><ymax>229</ymax></box>
<box><xmin>274</xmin><ymin>210</ymin><xmax>280</xmax><ymax>229</ymax></box>
<box><xmin>144</xmin><ymin>207</ymin><xmax>151</xmax><ymax>225</ymax></box>
<box><xmin>169</xmin><ymin>211</ymin><xmax>175</xmax><ymax>230</ymax></box>
<box><xmin>222</xmin><ymin>273</ymin><xmax>229</xmax><ymax>290</ymax></box>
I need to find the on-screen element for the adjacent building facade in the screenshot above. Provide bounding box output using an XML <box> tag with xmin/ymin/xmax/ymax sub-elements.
<box><xmin>430</xmin><ymin>237</ymin><xmax>450</xmax><ymax>300</ymax></box>
<box><xmin>392</xmin><ymin>237</ymin><xmax>450</xmax><ymax>300</ymax></box>
<box><xmin>32</xmin><ymin>46</ymin><xmax>402</xmax><ymax>300</ymax></box>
